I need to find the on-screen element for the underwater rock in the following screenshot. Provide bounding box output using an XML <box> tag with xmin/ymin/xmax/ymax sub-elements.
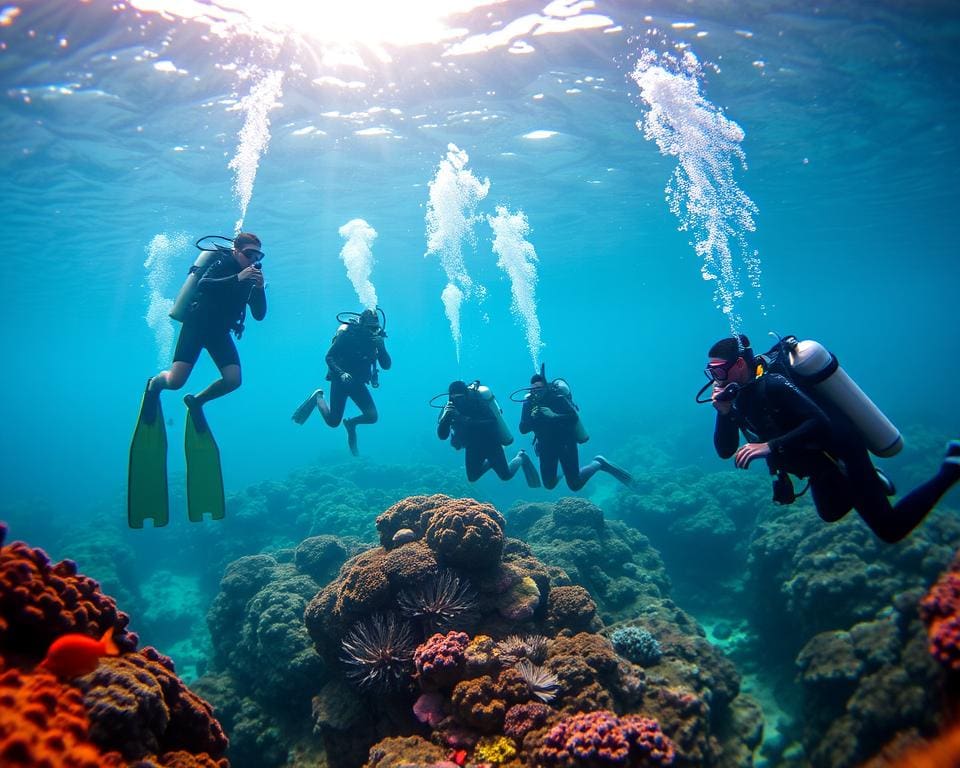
<box><xmin>392</xmin><ymin>528</ymin><xmax>416</xmax><ymax>545</ymax></box>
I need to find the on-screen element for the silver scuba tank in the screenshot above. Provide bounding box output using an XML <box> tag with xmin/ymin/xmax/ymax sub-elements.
<box><xmin>475</xmin><ymin>385</ymin><xmax>514</xmax><ymax>446</ymax></box>
<box><xmin>788</xmin><ymin>339</ymin><xmax>903</xmax><ymax>457</ymax></box>
<box><xmin>169</xmin><ymin>248</ymin><xmax>223</xmax><ymax>322</ymax></box>
<box><xmin>552</xmin><ymin>379</ymin><xmax>590</xmax><ymax>444</ymax></box>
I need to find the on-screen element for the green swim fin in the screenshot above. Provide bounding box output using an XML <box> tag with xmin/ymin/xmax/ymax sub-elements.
<box><xmin>128</xmin><ymin>381</ymin><xmax>169</xmax><ymax>528</ymax></box>
<box><xmin>184</xmin><ymin>396</ymin><xmax>225</xmax><ymax>522</ymax></box>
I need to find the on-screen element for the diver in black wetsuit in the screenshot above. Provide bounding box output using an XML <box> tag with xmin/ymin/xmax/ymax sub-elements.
<box><xmin>438</xmin><ymin>380</ymin><xmax>540</xmax><ymax>487</ymax></box>
<box><xmin>292</xmin><ymin>308</ymin><xmax>390</xmax><ymax>456</ymax></box>
<box><xmin>708</xmin><ymin>334</ymin><xmax>960</xmax><ymax>543</ymax></box>
<box><xmin>519</xmin><ymin>373</ymin><xmax>634</xmax><ymax>491</ymax></box>
<box><xmin>145</xmin><ymin>232</ymin><xmax>266</xmax><ymax>420</ymax></box>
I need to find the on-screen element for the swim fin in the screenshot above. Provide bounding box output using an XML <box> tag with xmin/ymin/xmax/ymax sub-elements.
<box><xmin>292</xmin><ymin>389</ymin><xmax>323</xmax><ymax>425</ymax></box>
<box><xmin>128</xmin><ymin>379</ymin><xmax>169</xmax><ymax>528</ymax></box>
<box><xmin>184</xmin><ymin>395</ymin><xmax>225</xmax><ymax>522</ymax></box>
<box><xmin>594</xmin><ymin>455</ymin><xmax>636</xmax><ymax>489</ymax></box>
<box><xmin>517</xmin><ymin>449</ymin><xmax>541</xmax><ymax>488</ymax></box>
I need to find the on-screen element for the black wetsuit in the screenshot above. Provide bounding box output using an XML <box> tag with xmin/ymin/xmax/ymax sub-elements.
<box><xmin>715</xmin><ymin>373</ymin><xmax>957</xmax><ymax>543</ymax></box>
<box><xmin>174</xmin><ymin>254</ymin><xmax>266</xmax><ymax>368</ymax></box>
<box><xmin>438</xmin><ymin>391</ymin><xmax>519</xmax><ymax>482</ymax></box>
<box><xmin>321</xmin><ymin>325</ymin><xmax>391</xmax><ymax>426</ymax></box>
<box><xmin>519</xmin><ymin>388</ymin><xmax>599</xmax><ymax>491</ymax></box>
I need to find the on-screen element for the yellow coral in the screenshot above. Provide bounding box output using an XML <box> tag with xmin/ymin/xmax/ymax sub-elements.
<box><xmin>473</xmin><ymin>735</ymin><xmax>517</xmax><ymax>765</ymax></box>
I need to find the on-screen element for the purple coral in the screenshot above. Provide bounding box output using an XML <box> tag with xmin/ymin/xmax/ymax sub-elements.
<box><xmin>341</xmin><ymin>613</ymin><xmax>416</xmax><ymax>692</ymax></box>
<box><xmin>414</xmin><ymin>630</ymin><xmax>469</xmax><ymax>689</ymax></box>
<box><xmin>537</xmin><ymin>710</ymin><xmax>675</xmax><ymax>767</ymax></box>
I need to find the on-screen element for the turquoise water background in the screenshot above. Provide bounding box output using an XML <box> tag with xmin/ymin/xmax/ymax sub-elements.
<box><xmin>2</xmin><ymin>0</ymin><xmax>959</xmax><ymax>529</ymax></box>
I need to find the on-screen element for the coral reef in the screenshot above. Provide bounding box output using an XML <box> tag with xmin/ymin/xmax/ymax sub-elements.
<box><xmin>508</xmin><ymin>497</ymin><xmax>671</xmax><ymax>624</ymax></box>
<box><xmin>611</xmin><ymin>627</ymin><xmax>663</xmax><ymax>667</ymax></box>
<box><xmin>0</xmin><ymin>523</ymin><xmax>227</xmax><ymax>767</ymax></box>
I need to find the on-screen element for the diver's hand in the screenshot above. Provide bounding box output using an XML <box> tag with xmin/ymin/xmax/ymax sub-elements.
<box><xmin>712</xmin><ymin>385</ymin><xmax>733</xmax><ymax>415</ymax></box>
<box><xmin>734</xmin><ymin>442</ymin><xmax>771</xmax><ymax>469</ymax></box>
<box><xmin>440</xmin><ymin>403</ymin><xmax>456</xmax><ymax>425</ymax></box>
<box><xmin>238</xmin><ymin>266</ymin><xmax>264</xmax><ymax>288</ymax></box>
<box><xmin>340</xmin><ymin>372</ymin><xmax>353</xmax><ymax>384</ymax></box>
<box><xmin>536</xmin><ymin>406</ymin><xmax>557</xmax><ymax>419</ymax></box>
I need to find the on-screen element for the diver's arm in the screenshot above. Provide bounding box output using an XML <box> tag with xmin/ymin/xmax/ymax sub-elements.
<box><xmin>544</xmin><ymin>397</ymin><xmax>578</xmax><ymax>424</ymax></box>
<box><xmin>437</xmin><ymin>405</ymin><xmax>454</xmax><ymax>440</ymax></box>
<box><xmin>714</xmin><ymin>414</ymin><xmax>740</xmax><ymax>459</ymax></box>
<box><xmin>765</xmin><ymin>377</ymin><xmax>831</xmax><ymax>454</ymax></box>
<box><xmin>325</xmin><ymin>339</ymin><xmax>345</xmax><ymax>379</ymax></box>
<box><xmin>376</xmin><ymin>336</ymin><xmax>392</xmax><ymax>370</ymax></box>
<box><xmin>247</xmin><ymin>282</ymin><xmax>266</xmax><ymax>321</ymax></box>
<box><xmin>519</xmin><ymin>400</ymin><xmax>534</xmax><ymax>435</ymax></box>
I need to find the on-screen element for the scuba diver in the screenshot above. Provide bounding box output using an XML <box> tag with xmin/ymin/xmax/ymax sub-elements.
<box><xmin>292</xmin><ymin>307</ymin><xmax>391</xmax><ymax>456</ymax></box>
<box><xmin>517</xmin><ymin>369</ymin><xmax>635</xmax><ymax>491</ymax></box>
<box><xmin>436</xmin><ymin>380</ymin><xmax>541</xmax><ymax>488</ymax></box>
<box><xmin>129</xmin><ymin>232</ymin><xmax>267</xmax><ymax>527</ymax></box>
<box><xmin>706</xmin><ymin>334</ymin><xmax>960</xmax><ymax>543</ymax></box>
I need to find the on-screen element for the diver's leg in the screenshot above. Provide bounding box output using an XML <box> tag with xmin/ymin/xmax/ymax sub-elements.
<box><xmin>562</xmin><ymin>443</ymin><xmax>600</xmax><ymax>491</ymax></box>
<box><xmin>319</xmin><ymin>380</ymin><xmax>348</xmax><ymax>427</ymax></box>
<box><xmin>808</xmin><ymin>454</ymin><xmax>855</xmax><ymax>523</ymax></box>
<box><xmin>343</xmin><ymin>384</ymin><xmax>377</xmax><ymax>456</ymax></box>
<box><xmin>465</xmin><ymin>446</ymin><xmax>489</xmax><ymax>482</ymax></box>
<box><xmin>539</xmin><ymin>443</ymin><xmax>561</xmax><ymax>490</ymax></box>
<box><xmin>150</xmin><ymin>324</ymin><xmax>200</xmax><ymax>395</ymax></box>
<box><xmin>857</xmin><ymin>441</ymin><xmax>960</xmax><ymax>543</ymax></box>
<box><xmin>190</xmin><ymin>334</ymin><xmax>241</xmax><ymax>406</ymax></box>
<box><xmin>488</xmin><ymin>446</ymin><xmax>516</xmax><ymax>481</ymax></box>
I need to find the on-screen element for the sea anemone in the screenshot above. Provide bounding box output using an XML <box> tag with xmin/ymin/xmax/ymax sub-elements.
<box><xmin>516</xmin><ymin>659</ymin><xmax>560</xmax><ymax>703</ymax></box>
<box><xmin>496</xmin><ymin>634</ymin><xmax>550</xmax><ymax>666</ymax></box>
<box><xmin>398</xmin><ymin>569</ymin><xmax>478</xmax><ymax>633</ymax></box>
<box><xmin>341</xmin><ymin>613</ymin><xmax>416</xmax><ymax>691</ymax></box>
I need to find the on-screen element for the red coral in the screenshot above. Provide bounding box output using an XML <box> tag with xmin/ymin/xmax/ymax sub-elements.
<box><xmin>535</xmin><ymin>710</ymin><xmax>676</xmax><ymax>767</ymax></box>
<box><xmin>920</xmin><ymin>564</ymin><xmax>960</xmax><ymax>670</ymax></box>
<box><xmin>0</xmin><ymin>532</ymin><xmax>137</xmax><ymax>660</ymax></box>
<box><xmin>0</xmin><ymin>665</ymin><xmax>125</xmax><ymax>767</ymax></box>
<box><xmin>415</xmin><ymin>631</ymin><xmax>470</xmax><ymax>689</ymax></box>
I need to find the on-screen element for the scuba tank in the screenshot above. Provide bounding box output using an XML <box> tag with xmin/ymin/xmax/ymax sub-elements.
<box><xmin>552</xmin><ymin>379</ymin><xmax>590</xmax><ymax>444</ymax></box>
<box><xmin>470</xmin><ymin>383</ymin><xmax>514</xmax><ymax>446</ymax></box>
<box><xmin>785</xmin><ymin>338</ymin><xmax>903</xmax><ymax>458</ymax></box>
<box><xmin>169</xmin><ymin>237</ymin><xmax>231</xmax><ymax>323</ymax></box>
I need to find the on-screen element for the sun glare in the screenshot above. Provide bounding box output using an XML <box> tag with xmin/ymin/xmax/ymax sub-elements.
<box><xmin>130</xmin><ymin>0</ymin><xmax>503</xmax><ymax>50</ymax></box>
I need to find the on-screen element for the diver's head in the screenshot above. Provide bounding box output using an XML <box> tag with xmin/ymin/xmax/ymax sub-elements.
<box><xmin>448</xmin><ymin>380</ymin><xmax>469</xmax><ymax>402</ymax></box>
<box><xmin>359</xmin><ymin>308</ymin><xmax>380</xmax><ymax>330</ymax></box>
<box><xmin>707</xmin><ymin>334</ymin><xmax>753</xmax><ymax>384</ymax></box>
<box><xmin>529</xmin><ymin>373</ymin><xmax>547</xmax><ymax>398</ymax></box>
<box><xmin>233</xmin><ymin>232</ymin><xmax>264</xmax><ymax>267</ymax></box>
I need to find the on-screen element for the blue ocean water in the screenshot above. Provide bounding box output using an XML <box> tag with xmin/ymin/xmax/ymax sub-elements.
<box><xmin>3</xmin><ymin>0</ymin><xmax>956</xmax><ymax>516</ymax></box>
<box><xmin>2</xmin><ymin>1</ymin><xmax>960</xmax><ymax>762</ymax></box>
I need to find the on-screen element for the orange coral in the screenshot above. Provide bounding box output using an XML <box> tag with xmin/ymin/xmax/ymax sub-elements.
<box><xmin>0</xmin><ymin>528</ymin><xmax>135</xmax><ymax>661</ymax></box>
<box><xmin>0</xmin><ymin>665</ymin><xmax>125</xmax><ymax>767</ymax></box>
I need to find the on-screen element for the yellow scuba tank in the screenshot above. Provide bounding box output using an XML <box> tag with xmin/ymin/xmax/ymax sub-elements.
<box><xmin>169</xmin><ymin>248</ymin><xmax>224</xmax><ymax>322</ymax></box>
<box><xmin>473</xmin><ymin>384</ymin><xmax>514</xmax><ymax>446</ymax></box>
<box><xmin>552</xmin><ymin>379</ymin><xmax>589</xmax><ymax>444</ymax></box>
<box><xmin>788</xmin><ymin>339</ymin><xmax>903</xmax><ymax>457</ymax></box>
